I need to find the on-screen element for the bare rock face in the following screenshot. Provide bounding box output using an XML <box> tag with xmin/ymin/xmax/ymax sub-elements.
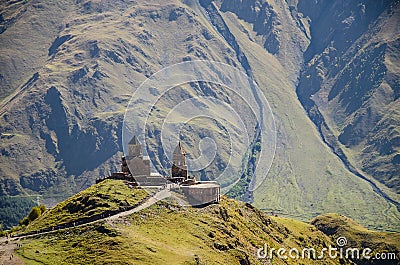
<box><xmin>296</xmin><ymin>0</ymin><xmax>400</xmax><ymax>192</ymax></box>
<box><xmin>20</xmin><ymin>169</ymin><xmax>58</xmax><ymax>192</ymax></box>
<box><xmin>48</xmin><ymin>35</ymin><xmax>73</xmax><ymax>56</ymax></box>
<box><xmin>221</xmin><ymin>0</ymin><xmax>281</xmax><ymax>54</ymax></box>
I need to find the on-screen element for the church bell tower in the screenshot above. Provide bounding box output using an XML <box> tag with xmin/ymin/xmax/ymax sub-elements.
<box><xmin>171</xmin><ymin>141</ymin><xmax>188</xmax><ymax>181</ymax></box>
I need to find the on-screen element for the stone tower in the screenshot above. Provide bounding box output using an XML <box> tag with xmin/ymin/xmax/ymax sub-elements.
<box><xmin>128</xmin><ymin>135</ymin><xmax>142</xmax><ymax>158</ymax></box>
<box><xmin>127</xmin><ymin>135</ymin><xmax>150</xmax><ymax>177</ymax></box>
<box><xmin>171</xmin><ymin>141</ymin><xmax>188</xmax><ymax>180</ymax></box>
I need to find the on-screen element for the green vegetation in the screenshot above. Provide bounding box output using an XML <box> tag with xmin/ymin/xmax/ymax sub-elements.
<box><xmin>227</xmin><ymin>136</ymin><xmax>261</xmax><ymax>201</ymax></box>
<box><xmin>19</xmin><ymin>204</ymin><xmax>46</xmax><ymax>226</ymax></box>
<box><xmin>311</xmin><ymin>213</ymin><xmax>400</xmax><ymax>255</ymax></box>
<box><xmin>15</xmin><ymin>197</ymin><xmax>338</xmax><ymax>264</ymax></box>
<box><xmin>0</xmin><ymin>0</ymin><xmax>399</xmax><ymax>233</ymax></box>
<box><xmin>24</xmin><ymin>180</ymin><xmax>148</xmax><ymax>233</ymax></box>
<box><xmin>12</xmin><ymin>179</ymin><xmax>399</xmax><ymax>264</ymax></box>
<box><xmin>0</xmin><ymin>196</ymin><xmax>36</xmax><ymax>230</ymax></box>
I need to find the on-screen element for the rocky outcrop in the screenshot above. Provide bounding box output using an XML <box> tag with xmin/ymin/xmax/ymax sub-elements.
<box><xmin>20</xmin><ymin>169</ymin><xmax>58</xmax><ymax>192</ymax></box>
<box><xmin>43</xmin><ymin>86</ymin><xmax>120</xmax><ymax>177</ymax></box>
<box><xmin>71</xmin><ymin>67</ymin><xmax>89</xmax><ymax>83</ymax></box>
<box><xmin>295</xmin><ymin>0</ymin><xmax>400</xmax><ymax>194</ymax></box>
<box><xmin>48</xmin><ymin>35</ymin><xmax>73</xmax><ymax>56</ymax></box>
<box><xmin>221</xmin><ymin>0</ymin><xmax>281</xmax><ymax>54</ymax></box>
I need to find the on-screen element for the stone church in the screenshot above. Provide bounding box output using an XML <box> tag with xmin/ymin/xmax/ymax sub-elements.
<box><xmin>122</xmin><ymin>135</ymin><xmax>220</xmax><ymax>205</ymax></box>
<box><xmin>170</xmin><ymin>141</ymin><xmax>188</xmax><ymax>183</ymax></box>
<box><xmin>124</xmin><ymin>135</ymin><xmax>164</xmax><ymax>186</ymax></box>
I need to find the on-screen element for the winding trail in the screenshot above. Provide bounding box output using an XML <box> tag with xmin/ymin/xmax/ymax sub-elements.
<box><xmin>0</xmin><ymin>188</ymin><xmax>172</xmax><ymax>259</ymax></box>
<box><xmin>107</xmin><ymin>188</ymin><xmax>171</xmax><ymax>220</ymax></box>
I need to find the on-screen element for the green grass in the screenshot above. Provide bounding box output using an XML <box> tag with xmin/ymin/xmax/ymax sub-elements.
<box><xmin>17</xmin><ymin>196</ymin><xmax>346</xmax><ymax>265</ymax></box>
<box><xmin>311</xmin><ymin>213</ymin><xmax>400</xmax><ymax>252</ymax></box>
<box><xmin>23</xmin><ymin>179</ymin><xmax>148</xmax><ymax>233</ymax></box>
<box><xmin>15</xmin><ymin>180</ymin><xmax>399</xmax><ymax>264</ymax></box>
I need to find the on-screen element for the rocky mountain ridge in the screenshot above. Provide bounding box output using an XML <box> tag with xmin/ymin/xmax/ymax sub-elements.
<box><xmin>0</xmin><ymin>0</ymin><xmax>399</xmax><ymax>231</ymax></box>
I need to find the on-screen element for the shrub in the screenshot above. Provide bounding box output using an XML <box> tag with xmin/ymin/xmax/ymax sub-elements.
<box><xmin>38</xmin><ymin>204</ymin><xmax>46</xmax><ymax>214</ymax></box>
<box><xmin>19</xmin><ymin>204</ymin><xmax>46</xmax><ymax>226</ymax></box>
<box><xmin>19</xmin><ymin>217</ymin><xmax>29</xmax><ymax>226</ymax></box>
<box><xmin>28</xmin><ymin>207</ymin><xmax>41</xmax><ymax>222</ymax></box>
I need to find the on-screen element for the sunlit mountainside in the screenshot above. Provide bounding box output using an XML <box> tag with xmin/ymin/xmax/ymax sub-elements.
<box><xmin>0</xmin><ymin>0</ymin><xmax>399</xmax><ymax>233</ymax></box>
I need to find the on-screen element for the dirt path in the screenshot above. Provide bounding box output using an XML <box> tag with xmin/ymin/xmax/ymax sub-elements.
<box><xmin>108</xmin><ymin>188</ymin><xmax>171</xmax><ymax>220</ymax></box>
<box><xmin>0</xmin><ymin>188</ymin><xmax>171</xmax><ymax>264</ymax></box>
<box><xmin>0</xmin><ymin>238</ymin><xmax>25</xmax><ymax>265</ymax></box>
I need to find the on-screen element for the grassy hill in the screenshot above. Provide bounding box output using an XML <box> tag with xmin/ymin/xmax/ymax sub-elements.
<box><xmin>13</xmin><ymin>180</ymin><xmax>399</xmax><ymax>264</ymax></box>
<box><xmin>23</xmin><ymin>179</ymin><xmax>148</xmax><ymax>233</ymax></box>
<box><xmin>311</xmin><ymin>213</ymin><xmax>400</xmax><ymax>253</ymax></box>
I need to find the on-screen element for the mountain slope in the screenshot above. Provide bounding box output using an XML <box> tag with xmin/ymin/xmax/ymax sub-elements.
<box><xmin>202</xmin><ymin>0</ymin><xmax>400</xmax><ymax>230</ymax></box>
<box><xmin>13</xmin><ymin>180</ymin><xmax>400</xmax><ymax>265</ymax></box>
<box><xmin>24</xmin><ymin>179</ymin><xmax>148</xmax><ymax>233</ymax></box>
<box><xmin>295</xmin><ymin>0</ymin><xmax>400</xmax><ymax>197</ymax></box>
<box><xmin>0</xmin><ymin>0</ymin><xmax>399</xmax><ymax>231</ymax></box>
<box><xmin>311</xmin><ymin>213</ymin><xmax>400</xmax><ymax>251</ymax></box>
<box><xmin>0</xmin><ymin>0</ymin><xmax>74</xmax><ymax>100</ymax></box>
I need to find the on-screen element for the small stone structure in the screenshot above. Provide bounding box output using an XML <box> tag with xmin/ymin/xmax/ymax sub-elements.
<box><xmin>181</xmin><ymin>182</ymin><xmax>221</xmax><ymax>205</ymax></box>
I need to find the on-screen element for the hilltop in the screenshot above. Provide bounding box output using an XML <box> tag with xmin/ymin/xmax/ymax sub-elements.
<box><xmin>3</xmin><ymin>180</ymin><xmax>398</xmax><ymax>264</ymax></box>
<box><xmin>311</xmin><ymin>213</ymin><xmax>400</xmax><ymax>254</ymax></box>
<box><xmin>23</xmin><ymin>179</ymin><xmax>149</xmax><ymax>233</ymax></box>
